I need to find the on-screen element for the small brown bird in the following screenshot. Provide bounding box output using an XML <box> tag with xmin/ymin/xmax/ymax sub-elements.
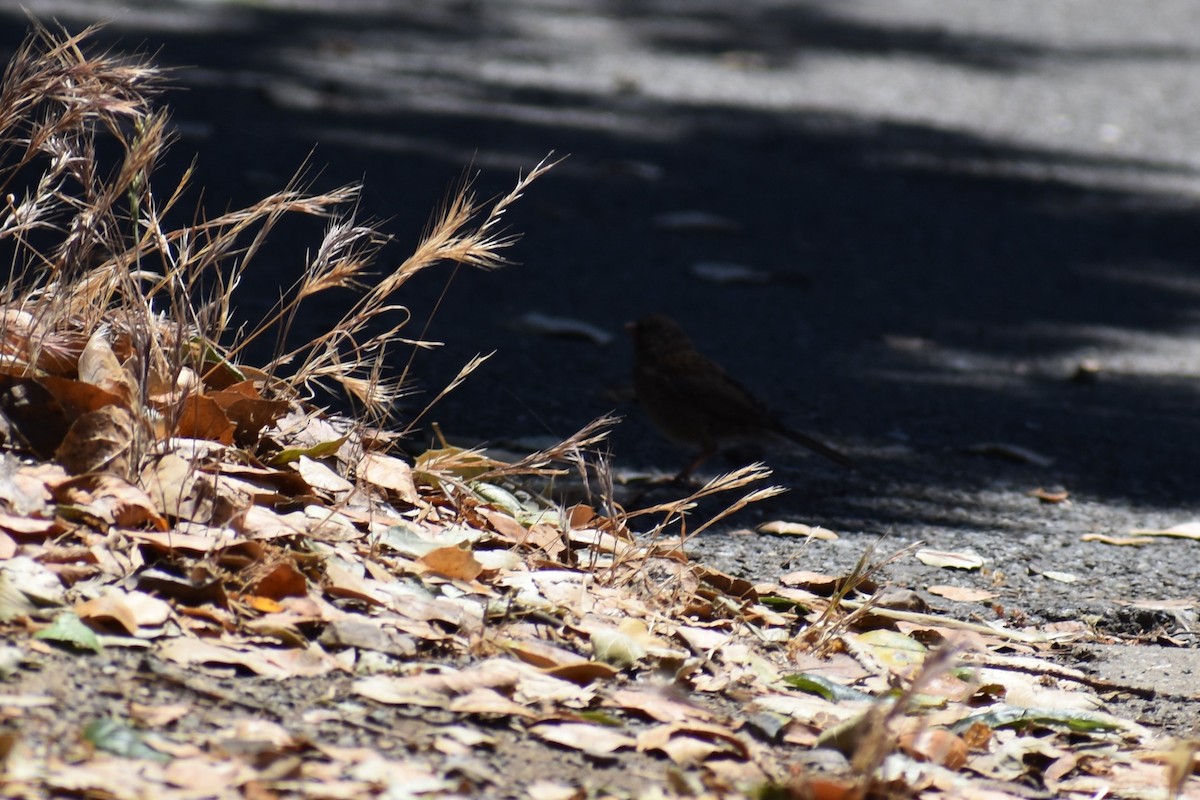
<box><xmin>628</xmin><ymin>313</ymin><xmax>853</xmax><ymax>479</ymax></box>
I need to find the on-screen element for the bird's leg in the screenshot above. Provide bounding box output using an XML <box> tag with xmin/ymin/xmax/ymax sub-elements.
<box><xmin>674</xmin><ymin>446</ymin><xmax>716</xmax><ymax>484</ymax></box>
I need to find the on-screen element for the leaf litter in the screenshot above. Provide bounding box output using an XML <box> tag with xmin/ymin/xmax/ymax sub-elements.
<box><xmin>0</xmin><ymin>22</ymin><xmax>1195</xmax><ymax>800</ymax></box>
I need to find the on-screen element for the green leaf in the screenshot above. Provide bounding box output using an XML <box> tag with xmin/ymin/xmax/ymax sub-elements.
<box><xmin>952</xmin><ymin>705</ymin><xmax>1124</xmax><ymax>735</ymax></box>
<box><xmin>759</xmin><ymin>595</ymin><xmax>809</xmax><ymax>612</ymax></box>
<box><xmin>782</xmin><ymin>673</ymin><xmax>872</xmax><ymax>703</ymax></box>
<box><xmin>577</xmin><ymin>710</ymin><xmax>625</xmax><ymax>727</ymax></box>
<box><xmin>33</xmin><ymin>611</ymin><xmax>102</xmax><ymax>653</ymax></box>
<box><xmin>270</xmin><ymin>436</ymin><xmax>347</xmax><ymax>466</ymax></box>
<box><xmin>83</xmin><ymin>718</ymin><xmax>170</xmax><ymax>763</ymax></box>
<box><xmin>470</xmin><ymin>482</ymin><xmax>527</xmax><ymax>516</ymax></box>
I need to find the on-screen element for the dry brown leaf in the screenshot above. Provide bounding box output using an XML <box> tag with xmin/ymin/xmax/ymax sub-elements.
<box><xmin>35</xmin><ymin>376</ymin><xmax>124</xmax><ymax>419</ymax></box>
<box><xmin>915</xmin><ymin>549</ymin><xmax>985</xmax><ymax>570</ymax></box>
<box><xmin>253</xmin><ymin>560</ymin><xmax>309</xmax><ymax>600</ymax></box>
<box><xmin>417</xmin><ymin>546</ymin><xmax>483</xmax><ymax>582</ymax></box>
<box><xmin>898</xmin><ymin>727</ymin><xmax>969</xmax><ymax>769</ymax></box>
<box><xmin>54</xmin><ymin>406</ymin><xmax>134</xmax><ymax>476</ymax></box>
<box><xmin>77</xmin><ymin>329</ymin><xmax>134</xmax><ymax>404</ymax></box>
<box><xmin>0</xmin><ymin>512</ymin><xmax>61</xmax><ymax>537</ymax></box>
<box><xmin>158</xmin><ymin>638</ymin><xmax>340</xmax><ymax>679</ymax></box>
<box><xmin>757</xmin><ymin>520</ymin><xmax>839</xmax><ymax>540</ymax></box>
<box><xmin>175</xmin><ymin>394</ymin><xmax>236</xmax><ymax>444</ymax></box>
<box><xmin>637</xmin><ymin>722</ymin><xmax>748</xmax><ymax>760</ymax></box>
<box><xmin>1028</xmin><ymin>487</ymin><xmax>1070</xmax><ymax>504</ymax></box>
<box><xmin>778</xmin><ymin>569</ymin><xmax>838</xmax><ymax>589</ymax></box>
<box><xmin>357</xmin><ymin>452</ymin><xmax>419</xmax><ymax>504</ymax></box>
<box><xmin>140</xmin><ymin>454</ymin><xmax>199</xmax><ymax>520</ymax></box>
<box><xmin>927</xmin><ymin>585</ymin><xmax>998</xmax><ymax>603</ymax></box>
<box><xmin>544</xmin><ymin>661</ymin><xmax>621</xmax><ymax>684</ymax></box>
<box><xmin>123</xmin><ymin>528</ymin><xmax>245</xmax><ymax>554</ymax></box>
<box><xmin>208</xmin><ymin>383</ymin><xmax>288</xmax><ymax>442</ymax></box>
<box><xmin>500</xmin><ymin>637</ymin><xmax>589</xmax><ymax>670</ymax></box>
<box><xmin>1081</xmin><ymin>534</ymin><xmax>1157</xmax><ymax>546</ymax></box>
<box><xmin>448</xmin><ymin>688</ymin><xmax>537</xmax><ymax>718</ymax></box>
<box><xmin>606</xmin><ymin>689</ymin><xmax>715</xmax><ymax>724</ymax></box>
<box><xmin>1129</xmin><ymin>522</ymin><xmax>1200</xmax><ymax>540</ymax></box>
<box><xmin>531</xmin><ymin>722</ymin><xmax>635</xmax><ymax>757</ymax></box>
<box><xmin>74</xmin><ymin>593</ymin><xmax>139</xmax><ymax>635</ymax></box>
<box><xmin>294</xmin><ymin>456</ymin><xmax>353</xmax><ymax>494</ymax></box>
<box><xmin>52</xmin><ymin>474</ymin><xmax>168</xmax><ymax>530</ymax></box>
<box><xmin>675</xmin><ymin>625</ymin><xmax>731</xmax><ymax>654</ymax></box>
<box><xmin>234</xmin><ymin>505</ymin><xmax>308</xmax><ymax>540</ymax></box>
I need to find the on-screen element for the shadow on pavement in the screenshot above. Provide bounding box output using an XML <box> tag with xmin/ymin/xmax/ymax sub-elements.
<box><xmin>3</xmin><ymin>1</ymin><xmax>1198</xmax><ymax>525</ymax></box>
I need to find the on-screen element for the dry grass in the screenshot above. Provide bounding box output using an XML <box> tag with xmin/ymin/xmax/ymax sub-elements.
<box><xmin>0</xmin><ymin>21</ymin><xmax>560</xmax><ymax>465</ymax></box>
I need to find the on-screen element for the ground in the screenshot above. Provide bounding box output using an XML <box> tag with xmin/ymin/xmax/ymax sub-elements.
<box><xmin>1</xmin><ymin>1</ymin><xmax>1199</xmax><ymax>796</ymax></box>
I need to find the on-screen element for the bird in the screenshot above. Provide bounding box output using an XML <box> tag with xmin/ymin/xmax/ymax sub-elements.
<box><xmin>627</xmin><ymin>313</ymin><xmax>854</xmax><ymax>480</ymax></box>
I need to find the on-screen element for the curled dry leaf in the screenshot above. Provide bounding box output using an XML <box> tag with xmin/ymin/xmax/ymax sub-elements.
<box><xmin>53</xmin><ymin>473</ymin><xmax>168</xmax><ymax>530</ymax></box>
<box><xmin>78</xmin><ymin>329</ymin><xmax>135</xmax><ymax>404</ymax></box>
<box><xmin>1129</xmin><ymin>521</ymin><xmax>1200</xmax><ymax>540</ymax></box>
<box><xmin>1028</xmin><ymin>487</ymin><xmax>1070</xmax><ymax>504</ymax></box>
<box><xmin>74</xmin><ymin>590</ymin><xmax>171</xmax><ymax>636</ymax></box>
<box><xmin>1081</xmin><ymin>534</ymin><xmax>1156</xmax><ymax>546</ymax></box>
<box><xmin>294</xmin><ymin>455</ymin><xmax>353</xmax><ymax>494</ymax></box>
<box><xmin>54</xmin><ymin>406</ymin><xmax>134</xmax><ymax>476</ymax></box>
<box><xmin>915</xmin><ymin>549</ymin><xmax>985</xmax><ymax>570</ymax></box>
<box><xmin>757</xmin><ymin>520</ymin><xmax>838</xmax><ymax>540</ymax></box>
<box><xmin>357</xmin><ymin>452</ymin><xmax>419</xmax><ymax>504</ymax></box>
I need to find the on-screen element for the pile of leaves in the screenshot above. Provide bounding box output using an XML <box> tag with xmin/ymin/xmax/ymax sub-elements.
<box><xmin>0</xmin><ymin>21</ymin><xmax>1197</xmax><ymax>800</ymax></box>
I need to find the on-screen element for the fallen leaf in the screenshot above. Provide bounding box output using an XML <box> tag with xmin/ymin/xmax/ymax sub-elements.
<box><xmin>1081</xmin><ymin>534</ymin><xmax>1156</xmax><ymax>546</ymax></box>
<box><xmin>757</xmin><ymin>520</ymin><xmax>838</xmax><ymax>540</ymax></box>
<box><xmin>34</xmin><ymin>611</ymin><xmax>102</xmax><ymax>652</ymax></box>
<box><xmin>530</xmin><ymin>722</ymin><xmax>635</xmax><ymax>757</ymax></box>
<box><xmin>606</xmin><ymin>689</ymin><xmax>714</xmax><ymax>724</ymax></box>
<box><xmin>175</xmin><ymin>394</ymin><xmax>236</xmax><ymax>444</ymax></box>
<box><xmin>55</xmin><ymin>406</ymin><xmax>134</xmax><ymax>475</ymax></box>
<box><xmin>357</xmin><ymin>453</ymin><xmax>419</xmax><ymax>504</ymax></box>
<box><xmin>1028</xmin><ymin>487</ymin><xmax>1070</xmax><ymax>504</ymax></box>
<box><xmin>77</xmin><ymin>329</ymin><xmax>134</xmax><ymax>404</ymax></box>
<box><xmin>1129</xmin><ymin>522</ymin><xmax>1200</xmax><ymax>540</ymax></box>
<box><xmin>418</xmin><ymin>546</ymin><xmax>483</xmax><ymax>582</ymax></box>
<box><xmin>898</xmin><ymin>727</ymin><xmax>968</xmax><ymax>769</ymax></box>
<box><xmin>916</xmin><ymin>549</ymin><xmax>985</xmax><ymax>570</ymax></box>
<box><xmin>927</xmin><ymin>585</ymin><xmax>997</xmax><ymax>603</ymax></box>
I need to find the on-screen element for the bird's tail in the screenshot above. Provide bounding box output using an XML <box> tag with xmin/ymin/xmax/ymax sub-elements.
<box><xmin>781</xmin><ymin>428</ymin><xmax>856</xmax><ymax>469</ymax></box>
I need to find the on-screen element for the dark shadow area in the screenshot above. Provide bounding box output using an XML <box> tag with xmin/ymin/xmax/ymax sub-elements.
<box><xmin>2</xmin><ymin>0</ymin><xmax>1199</xmax><ymax>527</ymax></box>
